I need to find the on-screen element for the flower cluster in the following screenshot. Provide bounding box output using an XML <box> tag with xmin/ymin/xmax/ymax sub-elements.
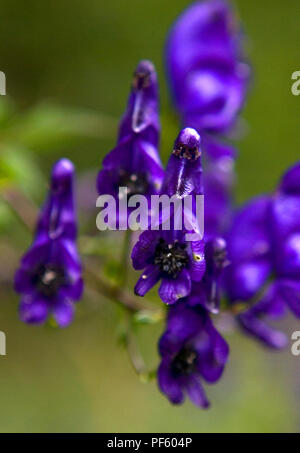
<box><xmin>224</xmin><ymin>162</ymin><xmax>300</xmax><ymax>349</ymax></box>
<box><xmin>13</xmin><ymin>0</ymin><xmax>298</xmax><ymax>412</ymax></box>
<box><xmin>14</xmin><ymin>159</ymin><xmax>83</xmax><ymax>327</ymax></box>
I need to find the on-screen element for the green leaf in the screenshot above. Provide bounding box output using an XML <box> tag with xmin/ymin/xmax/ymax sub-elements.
<box><xmin>0</xmin><ymin>97</ymin><xmax>15</xmax><ymax>127</ymax></box>
<box><xmin>4</xmin><ymin>103</ymin><xmax>116</xmax><ymax>152</ymax></box>
<box><xmin>0</xmin><ymin>200</ymin><xmax>14</xmax><ymax>233</ymax></box>
<box><xmin>0</xmin><ymin>146</ymin><xmax>45</xmax><ymax>197</ymax></box>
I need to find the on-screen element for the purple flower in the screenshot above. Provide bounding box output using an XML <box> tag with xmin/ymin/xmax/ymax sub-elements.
<box><xmin>131</xmin><ymin>128</ymin><xmax>206</xmax><ymax>304</ymax></box>
<box><xmin>188</xmin><ymin>237</ymin><xmax>229</xmax><ymax>314</ymax></box>
<box><xmin>224</xmin><ymin>162</ymin><xmax>300</xmax><ymax>348</ymax></box>
<box><xmin>158</xmin><ymin>302</ymin><xmax>229</xmax><ymax>408</ymax></box>
<box><xmin>166</xmin><ymin>1</ymin><xmax>250</xmax><ymax>238</ymax></box>
<box><xmin>161</xmin><ymin>127</ymin><xmax>203</xmax><ymax>198</ymax></box>
<box><xmin>14</xmin><ymin>159</ymin><xmax>83</xmax><ymax>327</ymax></box>
<box><xmin>166</xmin><ymin>0</ymin><xmax>250</xmax><ymax>135</ymax></box>
<box><xmin>202</xmin><ymin>139</ymin><xmax>235</xmax><ymax>239</ymax></box>
<box><xmin>97</xmin><ymin>60</ymin><xmax>164</xmax><ymax>221</ymax></box>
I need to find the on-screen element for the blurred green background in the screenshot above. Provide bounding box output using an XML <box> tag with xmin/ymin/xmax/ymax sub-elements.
<box><xmin>0</xmin><ymin>0</ymin><xmax>299</xmax><ymax>433</ymax></box>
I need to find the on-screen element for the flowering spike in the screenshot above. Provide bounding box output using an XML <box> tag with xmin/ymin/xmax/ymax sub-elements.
<box><xmin>97</xmin><ymin>60</ymin><xmax>164</xmax><ymax>220</ymax></box>
<box><xmin>166</xmin><ymin>0</ymin><xmax>250</xmax><ymax>135</ymax></box>
<box><xmin>166</xmin><ymin>0</ymin><xmax>250</xmax><ymax>239</ymax></box>
<box><xmin>14</xmin><ymin>159</ymin><xmax>83</xmax><ymax>327</ymax></box>
<box><xmin>129</xmin><ymin>60</ymin><xmax>159</xmax><ymax>134</ymax></box>
<box><xmin>37</xmin><ymin>158</ymin><xmax>77</xmax><ymax>241</ymax></box>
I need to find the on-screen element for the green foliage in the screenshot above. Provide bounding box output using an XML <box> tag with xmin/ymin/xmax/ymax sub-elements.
<box><xmin>0</xmin><ymin>98</ymin><xmax>115</xmax><ymax>200</ymax></box>
<box><xmin>4</xmin><ymin>103</ymin><xmax>116</xmax><ymax>152</ymax></box>
<box><xmin>0</xmin><ymin>146</ymin><xmax>44</xmax><ymax>195</ymax></box>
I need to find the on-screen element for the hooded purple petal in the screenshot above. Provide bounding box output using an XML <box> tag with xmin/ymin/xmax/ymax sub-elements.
<box><xmin>185</xmin><ymin>376</ymin><xmax>210</xmax><ymax>408</ymax></box>
<box><xmin>53</xmin><ymin>298</ymin><xmax>75</xmax><ymax>328</ymax></box>
<box><xmin>134</xmin><ymin>264</ymin><xmax>160</xmax><ymax>297</ymax></box>
<box><xmin>158</xmin><ymin>359</ymin><xmax>184</xmax><ymax>405</ymax></box>
<box><xmin>162</xmin><ymin>127</ymin><xmax>203</xmax><ymax>198</ymax></box>
<box><xmin>14</xmin><ymin>159</ymin><xmax>83</xmax><ymax>327</ymax></box>
<box><xmin>97</xmin><ymin>60</ymin><xmax>164</xmax><ymax>216</ymax></box>
<box><xmin>159</xmin><ymin>269</ymin><xmax>191</xmax><ymax>305</ymax></box>
<box><xmin>237</xmin><ymin>283</ymin><xmax>288</xmax><ymax>351</ymax></box>
<box><xmin>19</xmin><ymin>295</ymin><xmax>49</xmax><ymax>325</ymax></box>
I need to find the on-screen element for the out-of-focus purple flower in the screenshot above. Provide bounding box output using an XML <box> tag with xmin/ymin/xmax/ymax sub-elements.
<box><xmin>224</xmin><ymin>162</ymin><xmax>300</xmax><ymax>348</ymax></box>
<box><xmin>166</xmin><ymin>0</ymin><xmax>250</xmax><ymax>238</ymax></box>
<box><xmin>166</xmin><ymin>0</ymin><xmax>250</xmax><ymax>135</ymax></box>
<box><xmin>188</xmin><ymin>237</ymin><xmax>229</xmax><ymax>314</ymax></box>
<box><xmin>14</xmin><ymin>159</ymin><xmax>83</xmax><ymax>327</ymax></box>
<box><xmin>132</xmin><ymin>128</ymin><xmax>206</xmax><ymax>305</ymax></box>
<box><xmin>158</xmin><ymin>302</ymin><xmax>229</xmax><ymax>408</ymax></box>
<box><xmin>202</xmin><ymin>139</ymin><xmax>235</xmax><ymax>239</ymax></box>
<box><xmin>97</xmin><ymin>60</ymin><xmax>164</xmax><ymax>222</ymax></box>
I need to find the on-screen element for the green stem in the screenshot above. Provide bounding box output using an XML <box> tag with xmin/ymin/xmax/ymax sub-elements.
<box><xmin>120</xmin><ymin>229</ymin><xmax>132</xmax><ymax>288</ymax></box>
<box><xmin>84</xmin><ymin>257</ymin><xmax>160</xmax><ymax>314</ymax></box>
<box><xmin>125</xmin><ymin>314</ymin><xmax>147</xmax><ymax>376</ymax></box>
<box><xmin>2</xmin><ymin>188</ymin><xmax>37</xmax><ymax>232</ymax></box>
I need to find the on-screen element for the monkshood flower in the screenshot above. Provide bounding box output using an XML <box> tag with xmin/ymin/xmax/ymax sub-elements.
<box><xmin>132</xmin><ymin>128</ymin><xmax>206</xmax><ymax>305</ymax></box>
<box><xmin>158</xmin><ymin>302</ymin><xmax>229</xmax><ymax>408</ymax></box>
<box><xmin>14</xmin><ymin>159</ymin><xmax>83</xmax><ymax>327</ymax></box>
<box><xmin>97</xmin><ymin>60</ymin><xmax>164</xmax><ymax>226</ymax></box>
<box><xmin>188</xmin><ymin>237</ymin><xmax>229</xmax><ymax>314</ymax></box>
<box><xmin>202</xmin><ymin>139</ymin><xmax>235</xmax><ymax>239</ymax></box>
<box><xmin>166</xmin><ymin>0</ymin><xmax>249</xmax><ymax>136</ymax></box>
<box><xmin>224</xmin><ymin>162</ymin><xmax>300</xmax><ymax>348</ymax></box>
<box><xmin>166</xmin><ymin>1</ymin><xmax>248</xmax><ymax>238</ymax></box>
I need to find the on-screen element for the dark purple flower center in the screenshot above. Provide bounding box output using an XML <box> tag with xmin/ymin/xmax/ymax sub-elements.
<box><xmin>154</xmin><ymin>239</ymin><xmax>189</xmax><ymax>279</ymax></box>
<box><xmin>133</xmin><ymin>69</ymin><xmax>151</xmax><ymax>90</ymax></box>
<box><xmin>118</xmin><ymin>169</ymin><xmax>149</xmax><ymax>196</ymax></box>
<box><xmin>172</xmin><ymin>347</ymin><xmax>197</xmax><ymax>376</ymax></box>
<box><xmin>173</xmin><ymin>144</ymin><xmax>201</xmax><ymax>161</ymax></box>
<box><xmin>33</xmin><ymin>264</ymin><xmax>65</xmax><ymax>298</ymax></box>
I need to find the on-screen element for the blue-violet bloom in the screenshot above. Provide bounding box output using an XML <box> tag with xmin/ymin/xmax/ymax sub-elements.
<box><xmin>97</xmin><ymin>60</ymin><xmax>164</xmax><ymax>225</ymax></box>
<box><xmin>224</xmin><ymin>162</ymin><xmax>300</xmax><ymax>348</ymax></box>
<box><xmin>188</xmin><ymin>237</ymin><xmax>229</xmax><ymax>314</ymax></box>
<box><xmin>158</xmin><ymin>301</ymin><xmax>229</xmax><ymax>408</ymax></box>
<box><xmin>166</xmin><ymin>0</ymin><xmax>250</xmax><ymax>135</ymax></box>
<box><xmin>132</xmin><ymin>128</ymin><xmax>206</xmax><ymax>304</ymax></box>
<box><xmin>14</xmin><ymin>159</ymin><xmax>83</xmax><ymax>327</ymax></box>
<box><xmin>166</xmin><ymin>0</ymin><xmax>248</xmax><ymax>238</ymax></box>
